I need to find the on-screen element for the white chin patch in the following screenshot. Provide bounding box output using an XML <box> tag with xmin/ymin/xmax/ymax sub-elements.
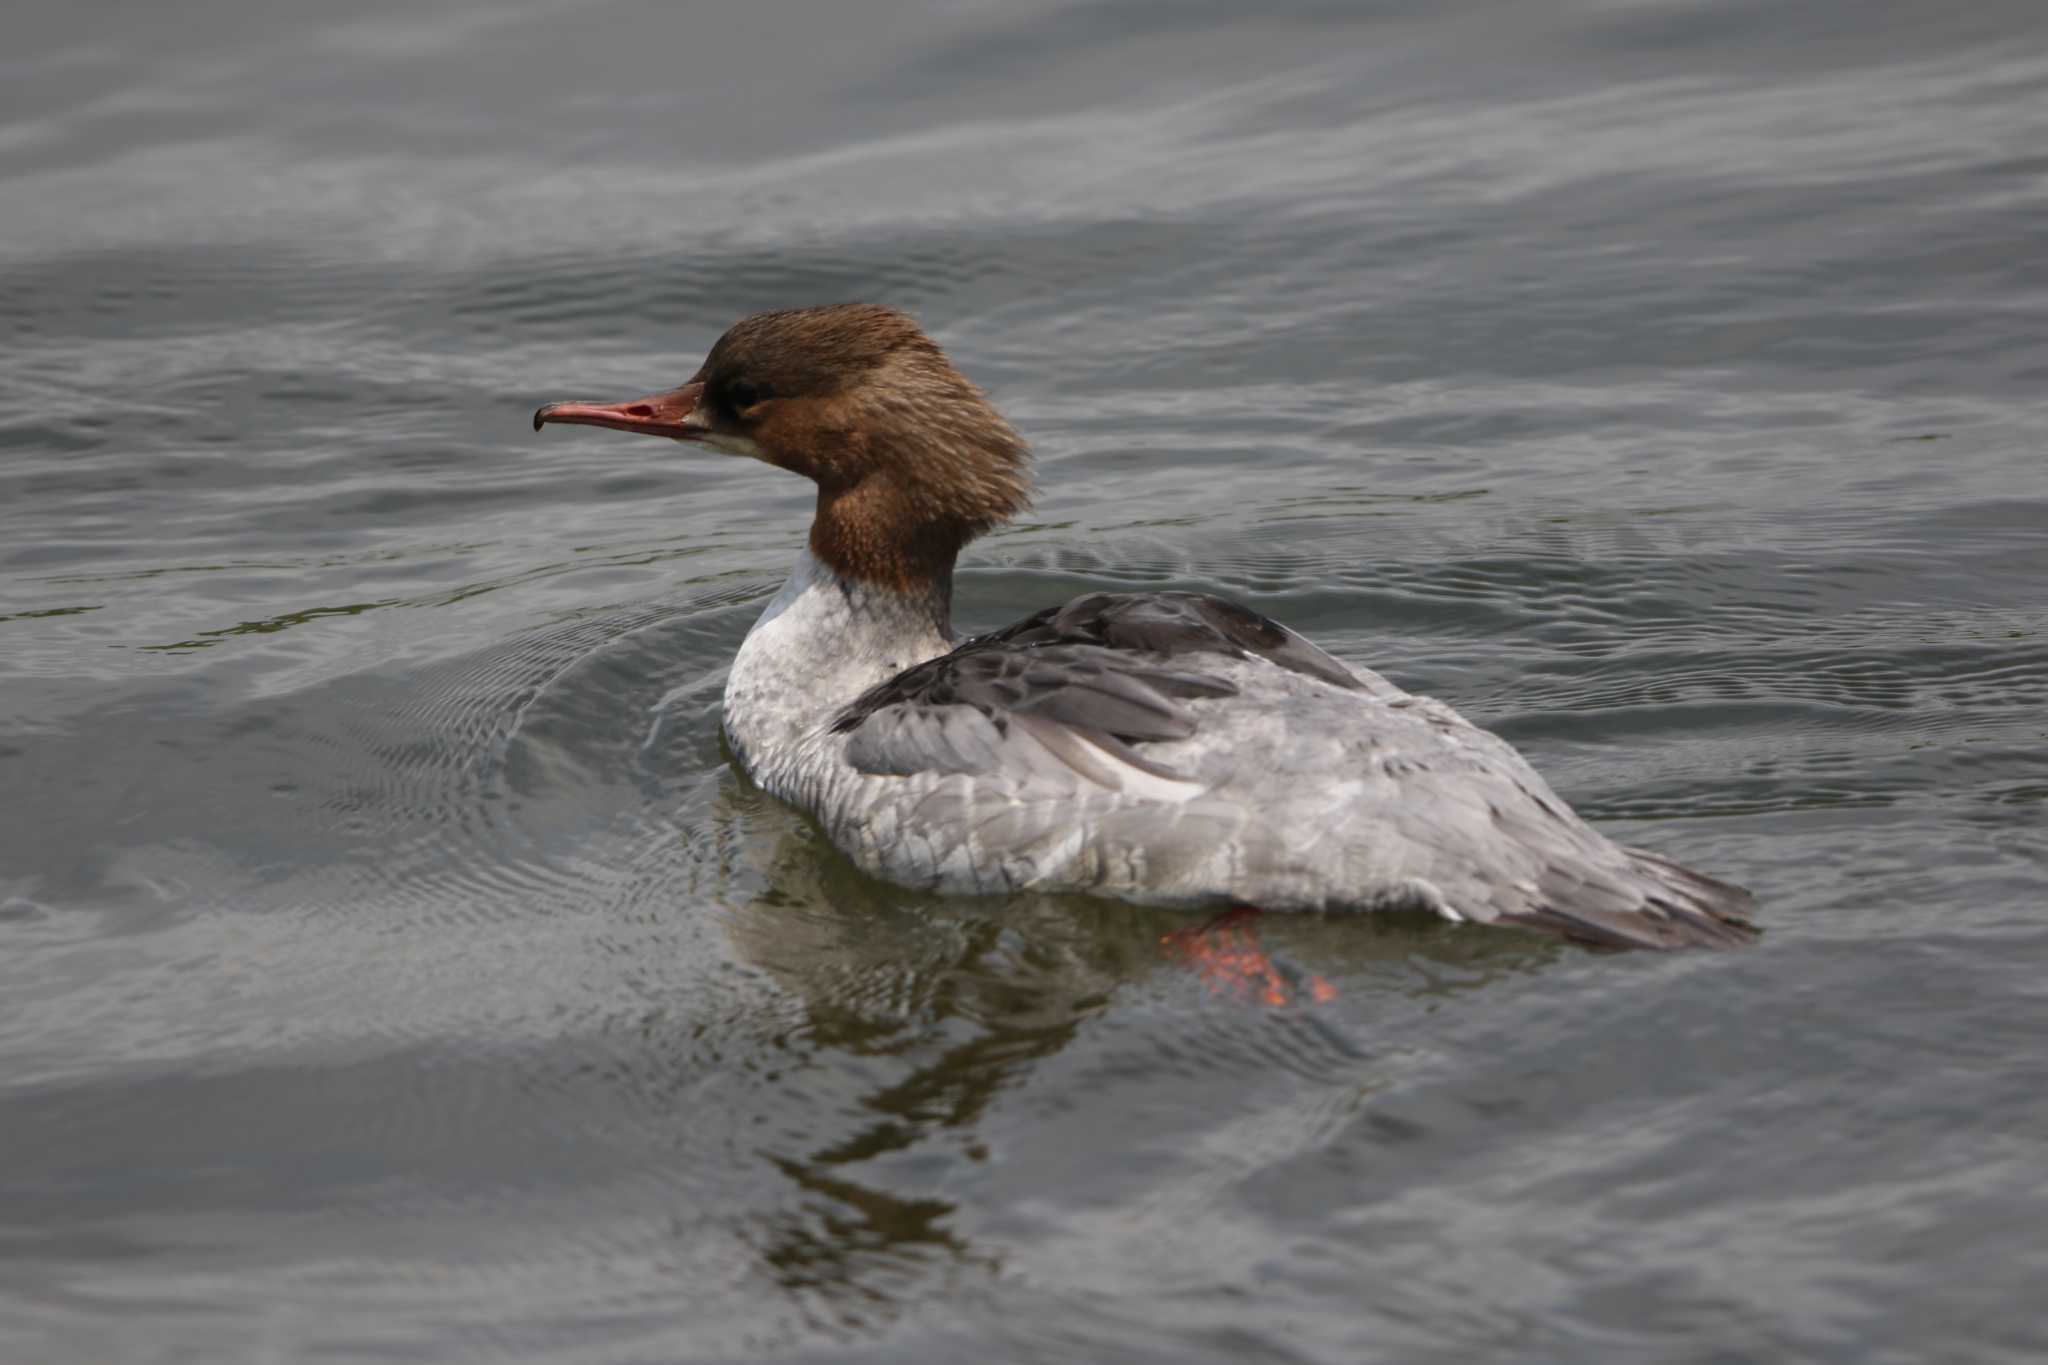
<box><xmin>696</xmin><ymin>430</ymin><xmax>766</xmax><ymax>460</ymax></box>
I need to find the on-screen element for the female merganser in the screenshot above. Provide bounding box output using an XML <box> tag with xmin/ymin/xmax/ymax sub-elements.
<box><xmin>536</xmin><ymin>304</ymin><xmax>1756</xmax><ymax>949</ymax></box>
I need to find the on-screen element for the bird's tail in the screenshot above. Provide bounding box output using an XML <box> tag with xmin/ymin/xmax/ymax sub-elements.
<box><xmin>1499</xmin><ymin>845</ymin><xmax>1760</xmax><ymax>950</ymax></box>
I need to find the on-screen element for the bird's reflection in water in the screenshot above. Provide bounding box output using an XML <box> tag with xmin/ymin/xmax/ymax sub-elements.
<box><xmin>703</xmin><ymin>781</ymin><xmax>1561</xmax><ymax>1333</ymax></box>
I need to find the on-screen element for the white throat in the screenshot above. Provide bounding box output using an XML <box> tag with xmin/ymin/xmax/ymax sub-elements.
<box><xmin>721</xmin><ymin>548</ymin><xmax>954</xmax><ymax>786</ymax></box>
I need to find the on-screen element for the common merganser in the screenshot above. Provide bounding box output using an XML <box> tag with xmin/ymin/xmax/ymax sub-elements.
<box><xmin>535</xmin><ymin>304</ymin><xmax>1756</xmax><ymax>950</ymax></box>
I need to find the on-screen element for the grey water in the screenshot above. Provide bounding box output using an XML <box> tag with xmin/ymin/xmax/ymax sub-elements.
<box><xmin>4</xmin><ymin>1</ymin><xmax>2046</xmax><ymax>1360</ymax></box>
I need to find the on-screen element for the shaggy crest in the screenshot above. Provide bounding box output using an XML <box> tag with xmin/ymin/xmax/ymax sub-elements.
<box><xmin>536</xmin><ymin>303</ymin><xmax>1031</xmax><ymax>592</ymax></box>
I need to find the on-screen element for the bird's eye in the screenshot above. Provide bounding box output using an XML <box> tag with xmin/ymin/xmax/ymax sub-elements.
<box><xmin>724</xmin><ymin>379</ymin><xmax>766</xmax><ymax>413</ymax></box>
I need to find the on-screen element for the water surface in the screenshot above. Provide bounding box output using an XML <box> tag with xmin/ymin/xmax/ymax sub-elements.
<box><xmin>4</xmin><ymin>2</ymin><xmax>2046</xmax><ymax>1361</ymax></box>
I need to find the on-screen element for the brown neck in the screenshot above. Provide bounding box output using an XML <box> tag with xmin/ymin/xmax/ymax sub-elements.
<box><xmin>807</xmin><ymin>475</ymin><xmax>969</xmax><ymax>599</ymax></box>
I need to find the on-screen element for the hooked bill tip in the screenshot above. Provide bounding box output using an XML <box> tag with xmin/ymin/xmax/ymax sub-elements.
<box><xmin>531</xmin><ymin>405</ymin><xmax>549</xmax><ymax>432</ymax></box>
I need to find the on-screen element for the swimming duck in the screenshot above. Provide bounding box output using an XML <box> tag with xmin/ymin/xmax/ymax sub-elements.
<box><xmin>536</xmin><ymin>303</ymin><xmax>1755</xmax><ymax>949</ymax></box>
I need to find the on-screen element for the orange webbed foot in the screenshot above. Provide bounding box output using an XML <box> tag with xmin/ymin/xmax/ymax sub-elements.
<box><xmin>1160</xmin><ymin>906</ymin><xmax>1337</xmax><ymax>1007</ymax></box>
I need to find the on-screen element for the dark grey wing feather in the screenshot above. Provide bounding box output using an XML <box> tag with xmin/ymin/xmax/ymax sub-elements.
<box><xmin>835</xmin><ymin>591</ymin><xmax>1352</xmax><ymax>730</ymax></box>
<box><xmin>841</xmin><ymin>704</ymin><xmax>1011</xmax><ymax>778</ymax></box>
<box><xmin>1009</xmin><ymin>652</ymin><xmax>1233</xmax><ymax>739</ymax></box>
<box><xmin>836</xmin><ymin>642</ymin><xmax>1239</xmax><ymax>786</ymax></box>
<box><xmin>1043</xmin><ymin>592</ymin><xmax>1363</xmax><ymax>692</ymax></box>
<box><xmin>831</xmin><ymin>590</ymin><xmax>1353</xmax><ymax>786</ymax></box>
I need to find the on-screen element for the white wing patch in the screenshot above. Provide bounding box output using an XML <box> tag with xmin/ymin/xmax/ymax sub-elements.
<box><xmin>1008</xmin><ymin>713</ymin><xmax>1207</xmax><ymax>803</ymax></box>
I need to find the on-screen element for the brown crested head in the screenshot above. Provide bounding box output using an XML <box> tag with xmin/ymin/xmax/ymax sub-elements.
<box><xmin>534</xmin><ymin>303</ymin><xmax>1031</xmax><ymax>593</ymax></box>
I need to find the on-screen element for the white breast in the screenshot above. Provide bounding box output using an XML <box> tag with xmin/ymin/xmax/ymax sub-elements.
<box><xmin>722</xmin><ymin>550</ymin><xmax>953</xmax><ymax>793</ymax></box>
